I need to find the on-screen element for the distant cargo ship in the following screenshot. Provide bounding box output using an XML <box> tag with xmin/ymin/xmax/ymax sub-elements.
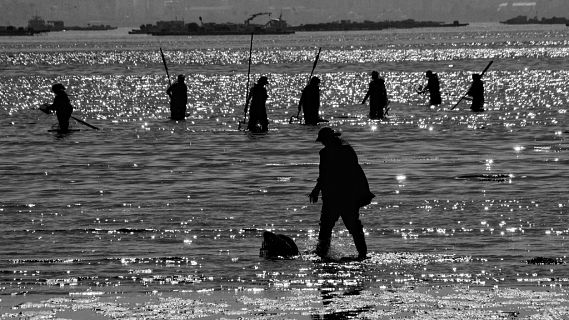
<box><xmin>129</xmin><ymin>13</ymin><xmax>294</xmax><ymax>36</ymax></box>
<box><xmin>439</xmin><ymin>20</ymin><xmax>469</xmax><ymax>27</ymax></box>
<box><xmin>26</xmin><ymin>16</ymin><xmax>116</xmax><ymax>33</ymax></box>
<box><xmin>291</xmin><ymin>19</ymin><xmax>468</xmax><ymax>32</ymax></box>
<box><xmin>501</xmin><ymin>15</ymin><xmax>569</xmax><ymax>25</ymax></box>
<box><xmin>63</xmin><ymin>24</ymin><xmax>117</xmax><ymax>31</ymax></box>
<box><xmin>0</xmin><ymin>26</ymin><xmax>35</xmax><ymax>36</ymax></box>
<box><xmin>0</xmin><ymin>16</ymin><xmax>49</xmax><ymax>36</ymax></box>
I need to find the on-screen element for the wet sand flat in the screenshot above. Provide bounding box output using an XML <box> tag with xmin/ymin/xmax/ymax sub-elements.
<box><xmin>2</xmin><ymin>285</ymin><xmax>568</xmax><ymax>319</ymax></box>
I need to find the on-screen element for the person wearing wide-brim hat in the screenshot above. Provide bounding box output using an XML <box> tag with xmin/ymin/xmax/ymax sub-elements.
<box><xmin>309</xmin><ymin>127</ymin><xmax>375</xmax><ymax>260</ymax></box>
<box><xmin>166</xmin><ymin>74</ymin><xmax>188</xmax><ymax>121</ymax></box>
<box><xmin>40</xmin><ymin>83</ymin><xmax>73</xmax><ymax>132</ymax></box>
<box><xmin>362</xmin><ymin>71</ymin><xmax>388</xmax><ymax>119</ymax></box>
<box><xmin>246</xmin><ymin>76</ymin><xmax>269</xmax><ymax>133</ymax></box>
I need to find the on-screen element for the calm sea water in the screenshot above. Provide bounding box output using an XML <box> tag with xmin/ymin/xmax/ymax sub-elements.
<box><xmin>1</xmin><ymin>24</ymin><xmax>569</xmax><ymax>297</ymax></box>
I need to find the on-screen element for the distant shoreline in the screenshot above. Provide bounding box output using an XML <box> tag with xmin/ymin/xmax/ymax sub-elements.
<box><xmin>128</xmin><ymin>18</ymin><xmax>469</xmax><ymax>36</ymax></box>
<box><xmin>291</xmin><ymin>19</ymin><xmax>468</xmax><ymax>32</ymax></box>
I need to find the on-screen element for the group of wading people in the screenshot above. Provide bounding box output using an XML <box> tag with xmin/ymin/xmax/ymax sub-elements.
<box><xmin>244</xmin><ymin>69</ymin><xmax>485</xmax><ymax>133</ymax></box>
<box><xmin>42</xmin><ymin>69</ymin><xmax>485</xmax><ymax>261</ymax></box>
<box><xmin>43</xmin><ymin>69</ymin><xmax>485</xmax><ymax>133</ymax></box>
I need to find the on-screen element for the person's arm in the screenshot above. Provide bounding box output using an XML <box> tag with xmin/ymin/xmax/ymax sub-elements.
<box><xmin>40</xmin><ymin>103</ymin><xmax>53</xmax><ymax>114</ymax></box>
<box><xmin>310</xmin><ymin>150</ymin><xmax>325</xmax><ymax>203</ymax></box>
<box><xmin>466</xmin><ymin>82</ymin><xmax>475</xmax><ymax>97</ymax></box>
<box><xmin>419</xmin><ymin>81</ymin><xmax>429</xmax><ymax>94</ymax></box>
<box><xmin>166</xmin><ymin>82</ymin><xmax>175</xmax><ymax>98</ymax></box>
<box><xmin>297</xmin><ymin>88</ymin><xmax>305</xmax><ymax>114</ymax></box>
<box><xmin>41</xmin><ymin>95</ymin><xmax>60</xmax><ymax>113</ymax></box>
<box><xmin>245</xmin><ymin>86</ymin><xmax>254</xmax><ymax>111</ymax></box>
<box><xmin>380</xmin><ymin>85</ymin><xmax>388</xmax><ymax>104</ymax></box>
<box><xmin>309</xmin><ymin>179</ymin><xmax>322</xmax><ymax>203</ymax></box>
<box><xmin>463</xmin><ymin>83</ymin><xmax>475</xmax><ymax>101</ymax></box>
<box><xmin>362</xmin><ymin>85</ymin><xmax>371</xmax><ymax>104</ymax></box>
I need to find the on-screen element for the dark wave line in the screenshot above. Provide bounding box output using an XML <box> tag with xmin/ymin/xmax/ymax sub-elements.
<box><xmin>455</xmin><ymin>173</ymin><xmax>514</xmax><ymax>182</ymax></box>
<box><xmin>4</xmin><ymin>227</ymin><xmax>264</xmax><ymax>234</ymax></box>
<box><xmin>3</xmin><ymin>256</ymin><xmax>199</xmax><ymax>265</ymax></box>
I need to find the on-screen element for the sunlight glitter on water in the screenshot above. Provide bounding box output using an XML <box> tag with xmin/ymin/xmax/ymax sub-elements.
<box><xmin>6</xmin><ymin>70</ymin><xmax>567</xmax><ymax>129</ymax></box>
<box><xmin>2</xmin><ymin>26</ymin><xmax>569</xmax><ymax>300</ymax></box>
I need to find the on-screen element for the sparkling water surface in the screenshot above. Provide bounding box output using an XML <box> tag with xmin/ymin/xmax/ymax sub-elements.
<box><xmin>1</xmin><ymin>24</ymin><xmax>569</xmax><ymax>297</ymax></box>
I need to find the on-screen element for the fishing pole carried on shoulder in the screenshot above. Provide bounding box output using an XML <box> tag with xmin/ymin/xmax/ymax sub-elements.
<box><xmin>160</xmin><ymin>47</ymin><xmax>172</xmax><ymax>87</ymax></box>
<box><xmin>290</xmin><ymin>47</ymin><xmax>322</xmax><ymax>124</ymax></box>
<box><xmin>450</xmin><ymin>60</ymin><xmax>493</xmax><ymax>110</ymax></box>
<box><xmin>238</xmin><ymin>33</ymin><xmax>255</xmax><ymax>131</ymax></box>
<box><xmin>161</xmin><ymin>47</ymin><xmax>193</xmax><ymax>118</ymax></box>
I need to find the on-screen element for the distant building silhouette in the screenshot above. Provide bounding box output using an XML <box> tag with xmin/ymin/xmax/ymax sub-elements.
<box><xmin>1</xmin><ymin>0</ymin><xmax>569</xmax><ymax>27</ymax></box>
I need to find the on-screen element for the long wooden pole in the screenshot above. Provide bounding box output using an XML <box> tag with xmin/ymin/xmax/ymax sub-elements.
<box><xmin>160</xmin><ymin>47</ymin><xmax>172</xmax><ymax>86</ymax></box>
<box><xmin>290</xmin><ymin>47</ymin><xmax>322</xmax><ymax>124</ymax></box>
<box><xmin>239</xmin><ymin>33</ymin><xmax>254</xmax><ymax>130</ymax></box>
<box><xmin>71</xmin><ymin>115</ymin><xmax>100</xmax><ymax>130</ymax></box>
<box><xmin>450</xmin><ymin>60</ymin><xmax>493</xmax><ymax>110</ymax></box>
<box><xmin>40</xmin><ymin>105</ymin><xmax>100</xmax><ymax>130</ymax></box>
<box><xmin>308</xmin><ymin>47</ymin><xmax>322</xmax><ymax>82</ymax></box>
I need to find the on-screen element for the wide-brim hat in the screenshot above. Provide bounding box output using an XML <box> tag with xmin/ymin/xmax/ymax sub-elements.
<box><xmin>316</xmin><ymin>127</ymin><xmax>341</xmax><ymax>142</ymax></box>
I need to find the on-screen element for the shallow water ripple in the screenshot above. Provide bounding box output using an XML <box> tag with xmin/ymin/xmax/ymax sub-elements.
<box><xmin>1</xmin><ymin>26</ymin><xmax>569</xmax><ymax>300</ymax></box>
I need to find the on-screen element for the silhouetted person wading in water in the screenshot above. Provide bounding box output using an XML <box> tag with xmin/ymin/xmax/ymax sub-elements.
<box><xmin>41</xmin><ymin>83</ymin><xmax>73</xmax><ymax>133</ymax></box>
<box><xmin>418</xmin><ymin>70</ymin><xmax>442</xmax><ymax>106</ymax></box>
<box><xmin>166</xmin><ymin>74</ymin><xmax>188</xmax><ymax>120</ymax></box>
<box><xmin>298</xmin><ymin>76</ymin><xmax>324</xmax><ymax>125</ymax></box>
<box><xmin>246</xmin><ymin>76</ymin><xmax>269</xmax><ymax>133</ymax></box>
<box><xmin>362</xmin><ymin>71</ymin><xmax>388</xmax><ymax>119</ymax></box>
<box><xmin>309</xmin><ymin>127</ymin><xmax>375</xmax><ymax>260</ymax></box>
<box><xmin>467</xmin><ymin>73</ymin><xmax>484</xmax><ymax>112</ymax></box>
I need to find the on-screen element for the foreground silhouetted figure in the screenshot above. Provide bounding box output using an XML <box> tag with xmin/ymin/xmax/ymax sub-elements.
<box><xmin>362</xmin><ymin>71</ymin><xmax>388</xmax><ymax>119</ymax></box>
<box><xmin>166</xmin><ymin>74</ymin><xmax>188</xmax><ymax>120</ymax></box>
<box><xmin>298</xmin><ymin>76</ymin><xmax>323</xmax><ymax>125</ymax></box>
<box><xmin>259</xmin><ymin>231</ymin><xmax>299</xmax><ymax>259</ymax></box>
<box><xmin>246</xmin><ymin>76</ymin><xmax>269</xmax><ymax>133</ymax></box>
<box><xmin>418</xmin><ymin>70</ymin><xmax>442</xmax><ymax>106</ymax></box>
<box><xmin>309</xmin><ymin>128</ymin><xmax>375</xmax><ymax>260</ymax></box>
<box><xmin>41</xmin><ymin>83</ymin><xmax>73</xmax><ymax>133</ymax></box>
<box><xmin>467</xmin><ymin>73</ymin><xmax>485</xmax><ymax>112</ymax></box>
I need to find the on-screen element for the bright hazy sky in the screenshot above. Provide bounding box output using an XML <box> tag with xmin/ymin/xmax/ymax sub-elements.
<box><xmin>1</xmin><ymin>0</ymin><xmax>568</xmax><ymax>27</ymax></box>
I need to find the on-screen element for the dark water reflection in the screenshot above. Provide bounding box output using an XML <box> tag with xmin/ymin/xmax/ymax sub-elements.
<box><xmin>310</xmin><ymin>287</ymin><xmax>372</xmax><ymax>320</ymax></box>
